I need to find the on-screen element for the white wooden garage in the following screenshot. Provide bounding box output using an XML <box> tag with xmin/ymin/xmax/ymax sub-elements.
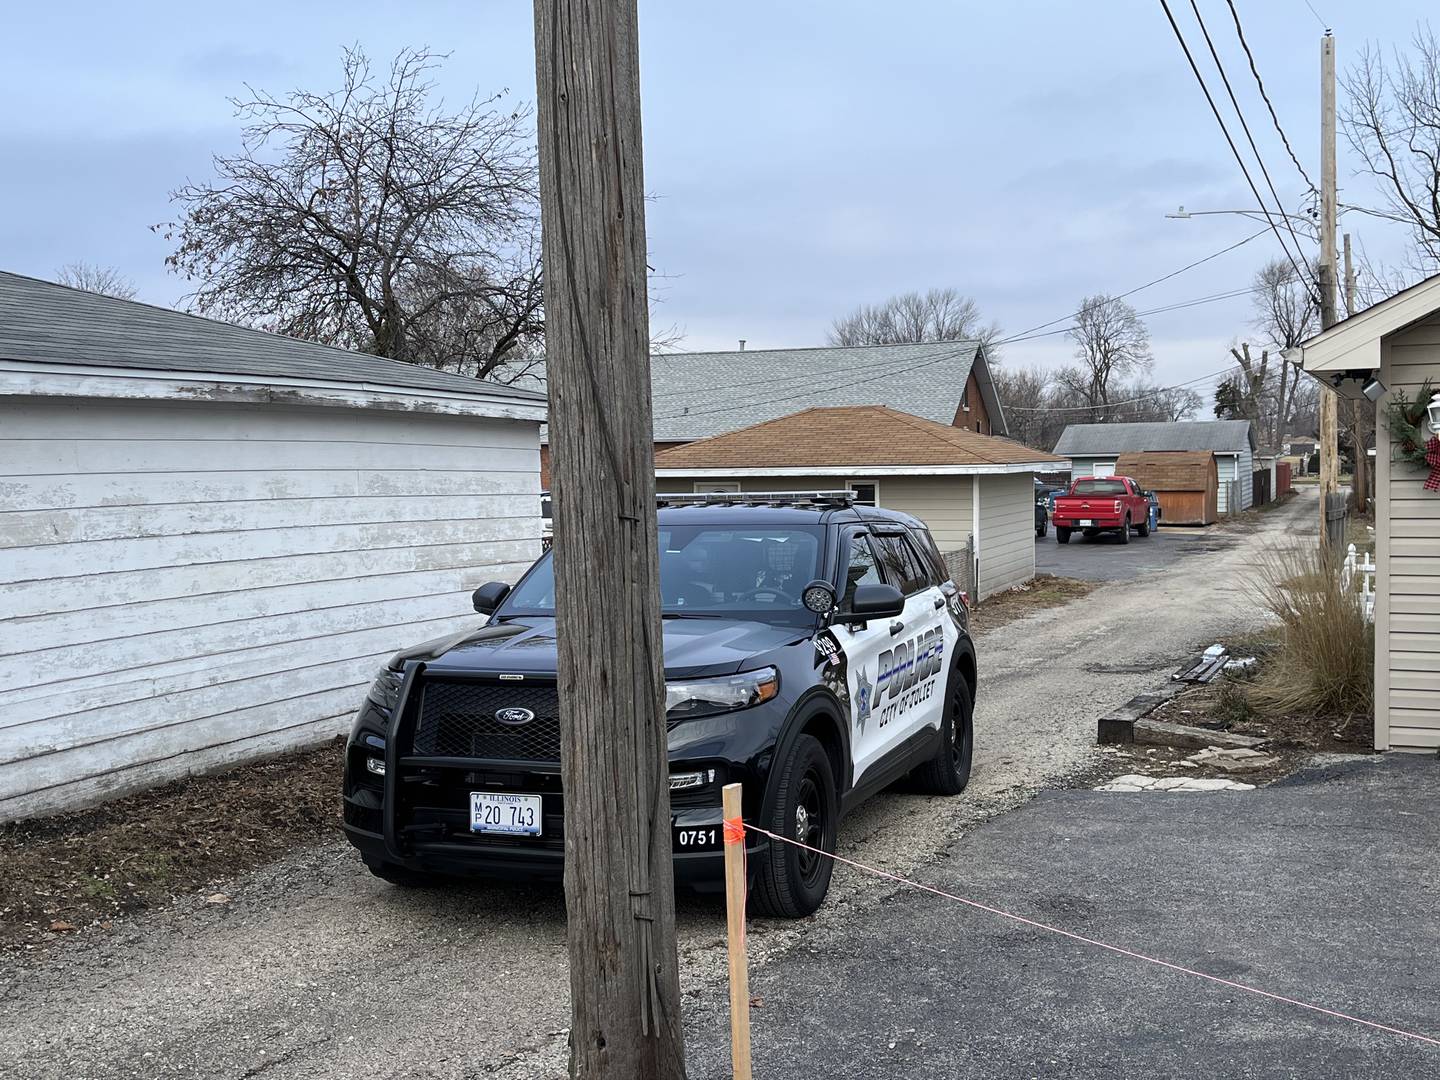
<box><xmin>0</xmin><ymin>271</ymin><xmax>547</xmax><ymax>821</ymax></box>
<box><xmin>654</xmin><ymin>405</ymin><xmax>1066</xmax><ymax>600</ymax></box>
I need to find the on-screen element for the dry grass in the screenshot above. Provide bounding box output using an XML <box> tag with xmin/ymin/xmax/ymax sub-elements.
<box><xmin>1247</xmin><ymin>544</ymin><xmax>1373</xmax><ymax>719</ymax></box>
<box><xmin>968</xmin><ymin>575</ymin><xmax>1095</xmax><ymax>632</ymax></box>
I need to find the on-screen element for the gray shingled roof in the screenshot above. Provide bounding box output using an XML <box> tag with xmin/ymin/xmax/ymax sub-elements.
<box><xmin>1052</xmin><ymin>420</ymin><xmax>1256</xmax><ymax>456</ymax></box>
<box><xmin>647</xmin><ymin>340</ymin><xmax>983</xmax><ymax>441</ymax></box>
<box><xmin>0</xmin><ymin>271</ymin><xmax>545</xmax><ymax>402</ymax></box>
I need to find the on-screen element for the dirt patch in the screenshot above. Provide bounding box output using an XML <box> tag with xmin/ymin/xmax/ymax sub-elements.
<box><xmin>970</xmin><ymin>574</ymin><xmax>1096</xmax><ymax>632</ymax></box>
<box><xmin>0</xmin><ymin>739</ymin><xmax>344</xmax><ymax>950</ymax></box>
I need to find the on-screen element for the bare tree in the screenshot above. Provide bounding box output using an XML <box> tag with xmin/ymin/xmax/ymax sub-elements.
<box><xmin>55</xmin><ymin>262</ymin><xmax>138</xmax><ymax>300</ymax></box>
<box><xmin>1063</xmin><ymin>295</ymin><xmax>1153</xmax><ymax>418</ymax></box>
<box><xmin>990</xmin><ymin>364</ymin><xmax>1053</xmax><ymax>449</ymax></box>
<box><xmin>160</xmin><ymin>46</ymin><xmax>543</xmax><ymax>382</ymax></box>
<box><xmin>1221</xmin><ymin>258</ymin><xmax>1322</xmax><ymax>450</ymax></box>
<box><xmin>1342</xmin><ymin>27</ymin><xmax>1440</xmax><ymax>272</ymax></box>
<box><xmin>828</xmin><ymin>287</ymin><xmax>1000</xmax><ymax>349</ymax></box>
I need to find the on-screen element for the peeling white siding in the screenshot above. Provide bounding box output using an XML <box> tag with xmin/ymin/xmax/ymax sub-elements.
<box><xmin>0</xmin><ymin>397</ymin><xmax>542</xmax><ymax>821</ymax></box>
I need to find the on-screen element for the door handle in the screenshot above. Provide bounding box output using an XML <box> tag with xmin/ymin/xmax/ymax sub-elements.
<box><xmin>933</xmin><ymin>596</ymin><xmax>945</xmax><ymax>610</ymax></box>
<box><xmin>889</xmin><ymin>620</ymin><xmax>905</xmax><ymax>636</ymax></box>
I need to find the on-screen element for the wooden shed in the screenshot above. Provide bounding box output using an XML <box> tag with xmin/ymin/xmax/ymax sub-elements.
<box><xmin>1114</xmin><ymin>451</ymin><xmax>1219</xmax><ymax>525</ymax></box>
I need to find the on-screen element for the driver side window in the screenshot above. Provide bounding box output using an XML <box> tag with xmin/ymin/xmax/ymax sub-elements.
<box><xmin>841</xmin><ymin>534</ymin><xmax>882</xmax><ymax>609</ymax></box>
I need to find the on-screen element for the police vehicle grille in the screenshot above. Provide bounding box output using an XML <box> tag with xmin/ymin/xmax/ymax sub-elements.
<box><xmin>413</xmin><ymin>680</ymin><xmax>562</xmax><ymax>763</ymax></box>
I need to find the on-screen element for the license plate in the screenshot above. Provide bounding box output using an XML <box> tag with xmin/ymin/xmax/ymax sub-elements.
<box><xmin>470</xmin><ymin>792</ymin><xmax>543</xmax><ymax>836</ymax></box>
<box><xmin>1079</xmin><ymin>519</ymin><xmax>1094</xmax><ymax>526</ymax></box>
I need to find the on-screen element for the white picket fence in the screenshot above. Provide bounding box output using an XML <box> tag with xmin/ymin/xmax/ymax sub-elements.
<box><xmin>1340</xmin><ymin>543</ymin><xmax>1376</xmax><ymax>623</ymax></box>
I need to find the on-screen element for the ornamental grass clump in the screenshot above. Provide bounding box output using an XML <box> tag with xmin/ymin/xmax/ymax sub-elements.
<box><xmin>1247</xmin><ymin>543</ymin><xmax>1374</xmax><ymax>720</ymax></box>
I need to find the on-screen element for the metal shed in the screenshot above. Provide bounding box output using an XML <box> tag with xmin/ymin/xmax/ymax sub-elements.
<box><xmin>1114</xmin><ymin>451</ymin><xmax>1219</xmax><ymax>524</ymax></box>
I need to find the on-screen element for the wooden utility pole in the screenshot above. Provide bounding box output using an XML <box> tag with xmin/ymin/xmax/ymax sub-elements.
<box><xmin>532</xmin><ymin>3</ymin><xmax>687</xmax><ymax>1077</ymax></box>
<box><xmin>1343</xmin><ymin>232</ymin><xmax>1369</xmax><ymax>508</ymax></box>
<box><xmin>1317</xmin><ymin>31</ymin><xmax>1340</xmax><ymax>552</ymax></box>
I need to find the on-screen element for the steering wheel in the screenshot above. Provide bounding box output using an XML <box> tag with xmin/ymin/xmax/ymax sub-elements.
<box><xmin>733</xmin><ymin>586</ymin><xmax>797</xmax><ymax>604</ymax></box>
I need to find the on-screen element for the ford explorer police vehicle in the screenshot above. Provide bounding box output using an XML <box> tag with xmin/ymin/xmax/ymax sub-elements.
<box><xmin>342</xmin><ymin>491</ymin><xmax>978</xmax><ymax>918</ymax></box>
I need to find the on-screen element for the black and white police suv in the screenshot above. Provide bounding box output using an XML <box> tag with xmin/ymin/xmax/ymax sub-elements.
<box><xmin>342</xmin><ymin>491</ymin><xmax>978</xmax><ymax>918</ymax></box>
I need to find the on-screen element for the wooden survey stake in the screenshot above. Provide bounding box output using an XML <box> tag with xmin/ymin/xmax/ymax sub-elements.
<box><xmin>722</xmin><ymin>783</ymin><xmax>753</xmax><ymax>1080</ymax></box>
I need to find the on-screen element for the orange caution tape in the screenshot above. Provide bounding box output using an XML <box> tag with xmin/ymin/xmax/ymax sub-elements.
<box><xmin>722</xmin><ymin>816</ymin><xmax>745</xmax><ymax>846</ymax></box>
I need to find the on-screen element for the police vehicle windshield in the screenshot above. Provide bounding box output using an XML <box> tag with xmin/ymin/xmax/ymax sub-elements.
<box><xmin>501</xmin><ymin>525</ymin><xmax>825</xmax><ymax>624</ymax></box>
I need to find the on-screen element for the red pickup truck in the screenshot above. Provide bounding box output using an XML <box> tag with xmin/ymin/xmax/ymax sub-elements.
<box><xmin>1051</xmin><ymin>476</ymin><xmax>1151</xmax><ymax>545</ymax></box>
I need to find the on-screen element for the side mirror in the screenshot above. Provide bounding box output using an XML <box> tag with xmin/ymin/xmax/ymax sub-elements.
<box><xmin>472</xmin><ymin>581</ymin><xmax>511</xmax><ymax>615</ymax></box>
<box><xmin>848</xmin><ymin>583</ymin><xmax>905</xmax><ymax>620</ymax></box>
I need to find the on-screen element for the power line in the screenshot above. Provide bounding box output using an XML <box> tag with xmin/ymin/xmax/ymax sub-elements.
<box><xmin>1224</xmin><ymin>0</ymin><xmax>1318</xmax><ymax>193</ymax></box>
<box><xmin>1300</xmin><ymin>0</ymin><xmax>1328</xmax><ymax>31</ymax></box>
<box><xmin>1003</xmin><ymin>365</ymin><xmax>1237</xmax><ymax>413</ymax></box>
<box><xmin>1001</xmin><ymin>286</ymin><xmax>1261</xmax><ymax>346</ymax></box>
<box><xmin>656</xmin><ymin>284</ymin><xmax>1263</xmax><ymax>424</ymax></box>
<box><xmin>1185</xmin><ymin>0</ymin><xmax>1318</xmax><ymax>282</ymax></box>
<box><xmin>993</xmin><ymin>227</ymin><xmax>1269</xmax><ymax>344</ymax></box>
<box><xmin>1158</xmin><ymin>0</ymin><xmax>1320</xmax><ymax>297</ymax></box>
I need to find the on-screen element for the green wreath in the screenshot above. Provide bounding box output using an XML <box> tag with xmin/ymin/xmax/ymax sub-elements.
<box><xmin>1385</xmin><ymin>377</ymin><xmax>1435</xmax><ymax>469</ymax></box>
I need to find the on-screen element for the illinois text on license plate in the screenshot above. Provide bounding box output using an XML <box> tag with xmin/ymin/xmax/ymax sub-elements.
<box><xmin>470</xmin><ymin>792</ymin><xmax>543</xmax><ymax>836</ymax></box>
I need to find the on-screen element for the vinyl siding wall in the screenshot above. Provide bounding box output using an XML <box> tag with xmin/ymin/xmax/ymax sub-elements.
<box><xmin>1376</xmin><ymin>315</ymin><xmax>1440</xmax><ymax>752</ymax></box>
<box><xmin>1216</xmin><ymin>450</ymin><xmax>1255</xmax><ymax>512</ymax></box>
<box><xmin>0</xmin><ymin>397</ymin><xmax>542</xmax><ymax>821</ymax></box>
<box><xmin>654</xmin><ymin>473</ymin><xmax>1037</xmax><ymax>599</ymax></box>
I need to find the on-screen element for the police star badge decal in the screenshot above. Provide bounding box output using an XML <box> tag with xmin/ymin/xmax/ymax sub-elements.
<box><xmin>854</xmin><ymin>666</ymin><xmax>873</xmax><ymax>734</ymax></box>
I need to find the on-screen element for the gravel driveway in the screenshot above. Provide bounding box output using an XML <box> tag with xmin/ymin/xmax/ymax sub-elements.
<box><xmin>0</xmin><ymin>492</ymin><xmax>1316</xmax><ymax>1080</ymax></box>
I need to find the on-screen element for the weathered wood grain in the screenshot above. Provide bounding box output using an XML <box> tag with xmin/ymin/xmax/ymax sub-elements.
<box><xmin>534</xmin><ymin>0</ymin><xmax>687</xmax><ymax>1074</ymax></box>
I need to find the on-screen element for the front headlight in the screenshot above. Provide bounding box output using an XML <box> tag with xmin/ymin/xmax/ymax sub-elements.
<box><xmin>665</xmin><ymin>667</ymin><xmax>779</xmax><ymax>720</ymax></box>
<box><xmin>365</xmin><ymin>668</ymin><xmax>403</xmax><ymax>712</ymax></box>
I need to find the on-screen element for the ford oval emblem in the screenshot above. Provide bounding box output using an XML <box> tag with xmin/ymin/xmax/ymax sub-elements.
<box><xmin>495</xmin><ymin>707</ymin><xmax>535</xmax><ymax>725</ymax></box>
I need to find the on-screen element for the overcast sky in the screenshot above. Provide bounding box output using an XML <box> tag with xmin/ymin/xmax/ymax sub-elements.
<box><xmin>1</xmin><ymin>1</ymin><xmax>1430</xmax><ymax>402</ymax></box>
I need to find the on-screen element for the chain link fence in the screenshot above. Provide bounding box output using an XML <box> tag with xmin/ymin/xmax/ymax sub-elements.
<box><xmin>939</xmin><ymin>537</ymin><xmax>976</xmax><ymax>602</ymax></box>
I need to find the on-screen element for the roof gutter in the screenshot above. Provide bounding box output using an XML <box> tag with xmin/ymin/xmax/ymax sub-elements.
<box><xmin>0</xmin><ymin>359</ymin><xmax>548</xmax><ymax>422</ymax></box>
<box><xmin>656</xmin><ymin>462</ymin><xmax>1067</xmax><ymax>477</ymax></box>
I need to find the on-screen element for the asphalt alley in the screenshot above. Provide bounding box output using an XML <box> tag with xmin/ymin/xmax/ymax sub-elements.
<box><xmin>682</xmin><ymin>756</ymin><xmax>1440</xmax><ymax>1079</ymax></box>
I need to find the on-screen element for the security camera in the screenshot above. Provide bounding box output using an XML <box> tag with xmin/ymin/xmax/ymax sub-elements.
<box><xmin>1361</xmin><ymin>376</ymin><xmax>1386</xmax><ymax>403</ymax></box>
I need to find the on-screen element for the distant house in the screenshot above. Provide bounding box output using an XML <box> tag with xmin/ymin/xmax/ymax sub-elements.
<box><xmin>1052</xmin><ymin>420</ymin><xmax>1258</xmax><ymax>513</ymax></box>
<box><xmin>541</xmin><ymin>339</ymin><xmax>1003</xmax><ymax>486</ymax></box>
<box><xmin>1297</xmin><ymin>271</ymin><xmax>1440</xmax><ymax>753</ymax></box>
<box><xmin>0</xmin><ymin>271</ymin><xmax>547</xmax><ymax>821</ymax></box>
<box><xmin>654</xmin><ymin>405</ymin><xmax>1066</xmax><ymax>600</ymax></box>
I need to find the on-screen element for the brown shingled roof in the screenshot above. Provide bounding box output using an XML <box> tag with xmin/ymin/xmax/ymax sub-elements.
<box><xmin>653</xmin><ymin>406</ymin><xmax>1065</xmax><ymax>472</ymax></box>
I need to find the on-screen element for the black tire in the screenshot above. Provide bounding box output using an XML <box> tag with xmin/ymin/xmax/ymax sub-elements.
<box><xmin>913</xmin><ymin>675</ymin><xmax>974</xmax><ymax>796</ymax></box>
<box><xmin>1056</xmin><ymin>527</ymin><xmax>1071</xmax><ymax>545</ymax></box>
<box><xmin>1036</xmin><ymin>521</ymin><xmax>1047</xmax><ymax>539</ymax></box>
<box><xmin>367</xmin><ymin>861</ymin><xmax>439</xmax><ymax>888</ymax></box>
<box><xmin>1137</xmin><ymin>517</ymin><xmax>1151</xmax><ymax>538</ymax></box>
<box><xmin>1117</xmin><ymin>516</ymin><xmax>1131</xmax><ymax>544</ymax></box>
<box><xmin>751</xmin><ymin>734</ymin><xmax>838</xmax><ymax>919</ymax></box>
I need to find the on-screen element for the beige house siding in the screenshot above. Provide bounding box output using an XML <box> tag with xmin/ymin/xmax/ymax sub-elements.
<box><xmin>1377</xmin><ymin>313</ymin><xmax>1440</xmax><ymax>752</ymax></box>
<box><xmin>977</xmin><ymin>473</ymin><xmax>1038</xmax><ymax>597</ymax></box>
<box><xmin>655</xmin><ymin>473</ymin><xmax>1037</xmax><ymax>599</ymax></box>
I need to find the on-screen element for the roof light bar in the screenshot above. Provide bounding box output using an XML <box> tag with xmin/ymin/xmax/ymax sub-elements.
<box><xmin>656</xmin><ymin>490</ymin><xmax>859</xmax><ymax>509</ymax></box>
